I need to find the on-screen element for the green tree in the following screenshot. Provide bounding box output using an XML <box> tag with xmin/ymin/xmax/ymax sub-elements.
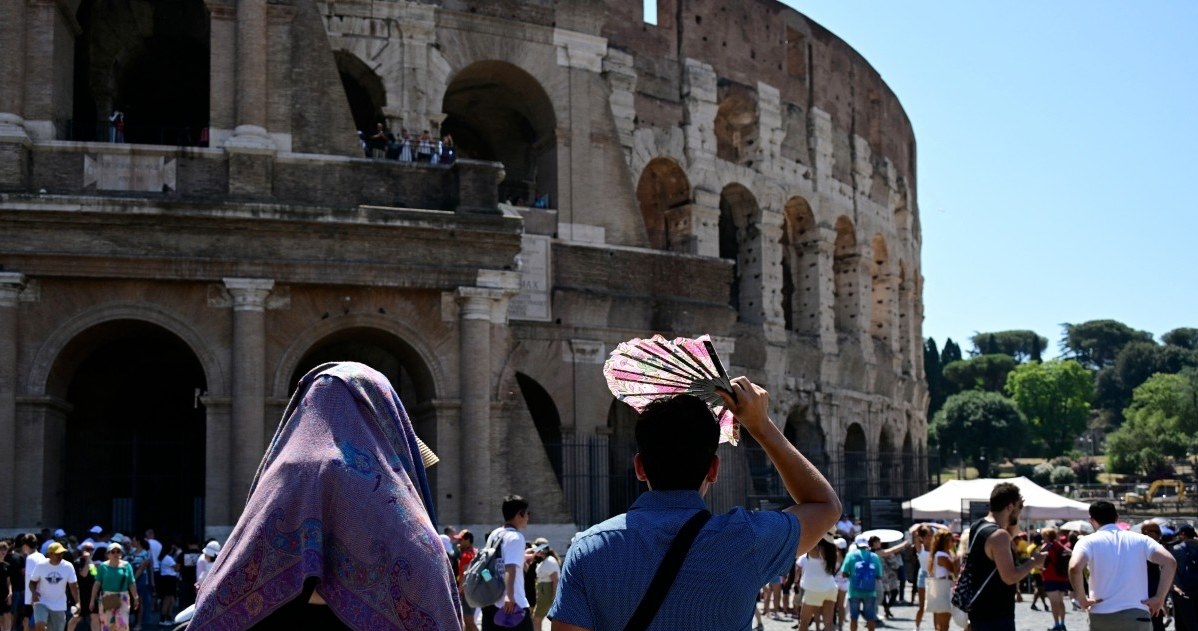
<box><xmin>969</xmin><ymin>330</ymin><xmax>1048</xmax><ymax>362</ymax></box>
<box><xmin>1061</xmin><ymin>320</ymin><xmax>1154</xmax><ymax>370</ymax></box>
<box><xmin>1006</xmin><ymin>360</ymin><xmax>1093</xmax><ymax>456</ymax></box>
<box><xmin>942</xmin><ymin>338</ymin><xmax>963</xmax><ymax>365</ymax></box>
<box><xmin>1162</xmin><ymin>327</ymin><xmax>1198</xmax><ymax>350</ymax></box>
<box><xmin>1094</xmin><ymin>341</ymin><xmax>1198</xmax><ymax>425</ymax></box>
<box><xmin>930</xmin><ymin>391</ymin><xmax>1027</xmax><ymax>466</ymax></box>
<box><xmin>943</xmin><ymin>354</ymin><xmax>1017</xmax><ymax>392</ymax></box>
<box><xmin>1105</xmin><ymin>370</ymin><xmax>1198</xmax><ymax>475</ymax></box>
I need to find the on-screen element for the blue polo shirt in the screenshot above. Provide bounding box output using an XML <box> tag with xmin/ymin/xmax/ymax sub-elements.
<box><xmin>548</xmin><ymin>490</ymin><xmax>800</xmax><ymax>630</ymax></box>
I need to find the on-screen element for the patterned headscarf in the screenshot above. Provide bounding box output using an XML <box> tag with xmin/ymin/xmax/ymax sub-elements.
<box><xmin>188</xmin><ymin>362</ymin><xmax>462</xmax><ymax>630</ymax></box>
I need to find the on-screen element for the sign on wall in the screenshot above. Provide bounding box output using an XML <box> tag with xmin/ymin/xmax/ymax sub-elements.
<box><xmin>84</xmin><ymin>154</ymin><xmax>177</xmax><ymax>192</ymax></box>
<box><xmin>509</xmin><ymin>234</ymin><xmax>551</xmax><ymax>321</ymax></box>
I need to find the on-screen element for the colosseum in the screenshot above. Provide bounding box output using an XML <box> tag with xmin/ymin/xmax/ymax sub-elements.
<box><xmin>0</xmin><ymin>0</ymin><xmax>927</xmax><ymax>539</ymax></box>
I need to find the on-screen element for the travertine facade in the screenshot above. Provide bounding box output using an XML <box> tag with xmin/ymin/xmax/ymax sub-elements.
<box><xmin>0</xmin><ymin>0</ymin><xmax>926</xmax><ymax>538</ymax></box>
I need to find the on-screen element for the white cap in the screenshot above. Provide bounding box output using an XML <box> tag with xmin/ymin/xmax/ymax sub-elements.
<box><xmin>835</xmin><ymin>537</ymin><xmax>848</xmax><ymax>550</ymax></box>
<box><xmin>854</xmin><ymin>534</ymin><xmax>870</xmax><ymax>548</ymax></box>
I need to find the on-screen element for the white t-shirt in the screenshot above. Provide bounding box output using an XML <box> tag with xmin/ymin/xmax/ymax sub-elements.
<box><xmin>797</xmin><ymin>553</ymin><xmax>837</xmax><ymax>593</ymax></box>
<box><xmin>30</xmin><ymin>559</ymin><xmax>77</xmax><ymax>611</ymax></box>
<box><xmin>147</xmin><ymin>538</ymin><xmax>163</xmax><ymax>571</ymax></box>
<box><xmin>196</xmin><ymin>557</ymin><xmax>213</xmax><ymax>585</ymax></box>
<box><xmin>1072</xmin><ymin>524</ymin><xmax>1168</xmax><ymax>615</ymax></box>
<box><xmin>160</xmin><ymin>553</ymin><xmax>178</xmax><ymax>578</ymax></box>
<box><xmin>536</xmin><ymin>555</ymin><xmax>560</xmax><ymax>583</ymax></box>
<box><xmin>493</xmin><ymin>527</ymin><xmax>529</xmax><ymax>609</ymax></box>
<box><xmin>25</xmin><ymin>551</ymin><xmax>46</xmax><ymax>600</ymax></box>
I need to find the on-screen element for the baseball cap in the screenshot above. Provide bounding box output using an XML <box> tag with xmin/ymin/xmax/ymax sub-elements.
<box><xmin>835</xmin><ymin>537</ymin><xmax>848</xmax><ymax>550</ymax></box>
<box><xmin>203</xmin><ymin>541</ymin><xmax>221</xmax><ymax>557</ymax></box>
<box><xmin>53</xmin><ymin>528</ymin><xmax>66</xmax><ymax>538</ymax></box>
<box><xmin>47</xmin><ymin>542</ymin><xmax>67</xmax><ymax>555</ymax></box>
<box><xmin>854</xmin><ymin>534</ymin><xmax>869</xmax><ymax>548</ymax></box>
<box><xmin>89</xmin><ymin>525</ymin><xmax>103</xmax><ymax>534</ymax></box>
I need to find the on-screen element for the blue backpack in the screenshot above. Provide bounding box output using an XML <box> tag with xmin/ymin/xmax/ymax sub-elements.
<box><xmin>851</xmin><ymin>552</ymin><xmax>878</xmax><ymax>592</ymax></box>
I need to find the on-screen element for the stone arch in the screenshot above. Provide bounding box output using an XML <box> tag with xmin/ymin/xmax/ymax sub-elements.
<box><xmin>274</xmin><ymin>315</ymin><xmax>444</xmax><ymax>404</ymax></box>
<box><xmin>50</xmin><ymin>320</ymin><xmax>208</xmax><ymax>535</ymax></box>
<box><xmin>335</xmin><ymin>50</ymin><xmax>387</xmax><ymax>138</ymax></box>
<box><xmin>878</xmin><ymin>424</ymin><xmax>898</xmax><ymax>496</ymax></box>
<box><xmin>783</xmin><ymin>405</ymin><xmax>826</xmax><ymax>471</ymax></box>
<box><xmin>719</xmin><ymin>183</ymin><xmax>763</xmax><ymax>322</ymax></box>
<box><xmin>607</xmin><ymin>399</ymin><xmax>640</xmax><ymax>516</ymax></box>
<box><xmin>870</xmin><ymin>233</ymin><xmax>895</xmax><ymax>342</ymax></box>
<box><xmin>441</xmin><ymin>61</ymin><xmax>557</xmax><ymax>207</ymax></box>
<box><xmin>843</xmin><ymin>422</ymin><xmax>868</xmax><ymax>512</ymax></box>
<box><xmin>833</xmin><ymin>216</ymin><xmax>859</xmax><ymax>334</ymax></box>
<box><xmin>28</xmin><ymin>302</ymin><xmax>224</xmax><ymax>399</ymax></box>
<box><xmin>782</xmin><ymin>196</ymin><xmax>818</xmax><ymax>333</ymax></box>
<box><xmin>714</xmin><ymin>88</ymin><xmax>758</xmax><ymax>166</ymax></box>
<box><xmin>72</xmin><ymin>0</ymin><xmax>210</xmax><ymax>144</ymax></box>
<box><xmin>902</xmin><ymin>430</ymin><xmax>917</xmax><ymax>497</ymax></box>
<box><xmin>514</xmin><ymin>372</ymin><xmax>563</xmax><ymax>485</ymax></box>
<box><xmin>636</xmin><ymin>157</ymin><xmax>693</xmax><ymax>251</ymax></box>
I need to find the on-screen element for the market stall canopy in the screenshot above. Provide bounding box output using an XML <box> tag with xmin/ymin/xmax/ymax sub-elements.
<box><xmin>903</xmin><ymin>477</ymin><xmax>1091</xmax><ymax>521</ymax></box>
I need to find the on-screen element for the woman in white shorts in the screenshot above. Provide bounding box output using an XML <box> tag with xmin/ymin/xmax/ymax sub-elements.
<box><xmin>795</xmin><ymin>535</ymin><xmax>839</xmax><ymax>631</ymax></box>
<box><xmin>925</xmin><ymin>530</ymin><xmax>958</xmax><ymax>631</ymax></box>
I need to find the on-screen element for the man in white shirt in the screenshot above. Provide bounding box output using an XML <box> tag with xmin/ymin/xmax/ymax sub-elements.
<box><xmin>29</xmin><ymin>542</ymin><xmax>79</xmax><ymax>631</ymax></box>
<box><xmin>1068</xmin><ymin>501</ymin><xmax>1176</xmax><ymax>631</ymax></box>
<box><xmin>145</xmin><ymin>528</ymin><xmax>163</xmax><ymax>572</ymax></box>
<box><xmin>18</xmin><ymin>533</ymin><xmax>46</xmax><ymax>629</ymax></box>
<box><xmin>483</xmin><ymin>495</ymin><xmax>532</xmax><ymax>631</ymax></box>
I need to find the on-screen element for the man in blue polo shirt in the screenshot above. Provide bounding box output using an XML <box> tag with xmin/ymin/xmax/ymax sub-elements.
<box><xmin>548</xmin><ymin>376</ymin><xmax>841</xmax><ymax>631</ymax></box>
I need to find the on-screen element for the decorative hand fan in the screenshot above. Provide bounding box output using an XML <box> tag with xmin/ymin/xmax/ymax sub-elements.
<box><xmin>603</xmin><ymin>334</ymin><xmax>740</xmax><ymax>445</ymax></box>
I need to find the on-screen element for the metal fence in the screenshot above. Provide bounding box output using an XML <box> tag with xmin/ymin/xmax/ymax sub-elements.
<box><xmin>554</xmin><ymin>437</ymin><xmax>939</xmax><ymax>529</ymax></box>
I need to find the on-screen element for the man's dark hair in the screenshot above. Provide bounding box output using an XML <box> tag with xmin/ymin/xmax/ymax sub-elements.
<box><xmin>17</xmin><ymin>533</ymin><xmax>38</xmax><ymax>550</ymax></box>
<box><xmin>1089</xmin><ymin>500</ymin><xmax>1118</xmax><ymax>526</ymax></box>
<box><xmin>635</xmin><ymin>394</ymin><xmax>719</xmax><ymax>490</ymax></box>
<box><xmin>460</xmin><ymin>531</ymin><xmax>474</xmax><ymax>544</ymax></box>
<box><xmin>989</xmin><ymin>482</ymin><xmax>1022</xmax><ymax>512</ymax></box>
<box><xmin>502</xmin><ymin>494</ymin><xmax>530</xmax><ymax>521</ymax></box>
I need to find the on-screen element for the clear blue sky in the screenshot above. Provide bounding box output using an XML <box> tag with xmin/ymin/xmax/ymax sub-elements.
<box><xmin>788</xmin><ymin>1</ymin><xmax>1198</xmax><ymax>356</ymax></box>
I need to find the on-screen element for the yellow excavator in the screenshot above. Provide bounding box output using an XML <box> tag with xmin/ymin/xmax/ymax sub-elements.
<box><xmin>1123</xmin><ymin>479</ymin><xmax>1187</xmax><ymax>509</ymax></box>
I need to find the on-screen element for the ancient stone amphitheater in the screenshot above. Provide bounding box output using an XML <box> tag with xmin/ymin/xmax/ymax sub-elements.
<box><xmin>0</xmin><ymin>0</ymin><xmax>926</xmax><ymax>538</ymax></box>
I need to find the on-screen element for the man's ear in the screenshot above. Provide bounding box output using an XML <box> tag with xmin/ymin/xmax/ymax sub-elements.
<box><xmin>707</xmin><ymin>454</ymin><xmax>720</xmax><ymax>484</ymax></box>
<box><xmin>633</xmin><ymin>453</ymin><xmax>648</xmax><ymax>483</ymax></box>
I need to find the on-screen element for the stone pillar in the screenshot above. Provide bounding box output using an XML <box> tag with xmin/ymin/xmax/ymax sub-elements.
<box><xmin>430</xmin><ymin>399</ymin><xmax>462</xmax><ymax>526</ymax></box>
<box><xmin>205</xmin><ymin>0</ymin><xmax>236</xmax><ymax>148</ymax></box>
<box><xmin>203</xmin><ymin>396</ymin><xmax>232</xmax><ymax>536</ymax></box>
<box><xmin>228</xmin><ymin>0</ymin><xmax>272</xmax><ymax>147</ymax></box>
<box><xmin>0</xmin><ymin>273</ymin><xmax>24</xmax><ymax>525</ymax></box>
<box><xmin>224</xmin><ymin>278</ymin><xmax>273</xmax><ymax>510</ymax></box>
<box><xmin>457</xmin><ymin>289</ymin><xmax>495</xmax><ymax>523</ymax></box>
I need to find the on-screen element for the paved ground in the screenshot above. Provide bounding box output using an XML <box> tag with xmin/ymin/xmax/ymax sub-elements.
<box><xmin>757</xmin><ymin>597</ymin><xmax>1095</xmax><ymax>631</ymax></box>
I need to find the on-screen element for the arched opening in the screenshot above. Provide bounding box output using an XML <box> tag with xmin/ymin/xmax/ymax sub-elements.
<box><xmin>335</xmin><ymin>51</ymin><xmax>387</xmax><ymax>139</ymax></box>
<box><xmin>515</xmin><ymin>373</ymin><xmax>562</xmax><ymax>484</ymax></box>
<box><xmin>902</xmin><ymin>431</ymin><xmax>917</xmax><ymax>496</ymax></box>
<box><xmin>72</xmin><ymin>0</ymin><xmax>210</xmax><ymax>144</ymax></box>
<box><xmin>843</xmin><ymin>423</ymin><xmax>867</xmax><ymax>514</ymax></box>
<box><xmin>636</xmin><ymin>158</ymin><xmax>692</xmax><ymax>251</ymax></box>
<box><xmin>783</xmin><ymin>405</ymin><xmax>827</xmax><ymax>472</ymax></box>
<box><xmin>58</xmin><ymin>320</ymin><xmax>207</xmax><ymax>538</ymax></box>
<box><xmin>442</xmin><ymin>61</ymin><xmax>557</xmax><ymax>207</ymax></box>
<box><xmin>606</xmin><ymin>400</ymin><xmax>640</xmax><ymax>517</ymax></box>
<box><xmin>288</xmin><ymin>327</ymin><xmax>438</xmax><ymax>492</ymax></box>
<box><xmin>719</xmin><ymin>184</ymin><xmax>762</xmax><ymax>322</ymax></box>
<box><xmin>714</xmin><ymin>88</ymin><xmax>758</xmax><ymax>166</ymax></box>
<box><xmin>782</xmin><ymin>197</ymin><xmax>818</xmax><ymax>333</ymax></box>
<box><xmin>878</xmin><ymin>425</ymin><xmax>897</xmax><ymax>496</ymax></box>
<box><xmin>833</xmin><ymin>216</ymin><xmax>859</xmax><ymax>335</ymax></box>
<box><xmin>870</xmin><ymin>234</ymin><xmax>894</xmax><ymax>342</ymax></box>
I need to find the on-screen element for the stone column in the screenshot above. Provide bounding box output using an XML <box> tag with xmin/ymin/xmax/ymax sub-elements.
<box><xmin>430</xmin><ymin>399</ymin><xmax>461</xmax><ymax>525</ymax></box>
<box><xmin>228</xmin><ymin>0</ymin><xmax>272</xmax><ymax>148</ymax></box>
<box><xmin>224</xmin><ymin>278</ymin><xmax>273</xmax><ymax>510</ymax></box>
<box><xmin>0</xmin><ymin>0</ymin><xmax>30</xmax><ymax>188</ymax></box>
<box><xmin>456</xmin><ymin>289</ymin><xmax>495</xmax><ymax>523</ymax></box>
<box><xmin>0</xmin><ymin>273</ymin><xmax>24</xmax><ymax>525</ymax></box>
<box><xmin>202</xmin><ymin>396</ymin><xmax>232</xmax><ymax>536</ymax></box>
<box><xmin>204</xmin><ymin>0</ymin><xmax>236</xmax><ymax>148</ymax></box>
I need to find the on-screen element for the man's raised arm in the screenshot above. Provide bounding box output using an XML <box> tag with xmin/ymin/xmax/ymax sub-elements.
<box><xmin>721</xmin><ymin>376</ymin><xmax>841</xmax><ymax>555</ymax></box>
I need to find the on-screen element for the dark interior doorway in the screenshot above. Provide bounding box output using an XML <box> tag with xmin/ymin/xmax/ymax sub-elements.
<box><xmin>63</xmin><ymin>322</ymin><xmax>207</xmax><ymax>541</ymax></box>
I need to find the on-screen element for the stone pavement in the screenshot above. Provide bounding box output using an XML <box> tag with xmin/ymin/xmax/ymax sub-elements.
<box><xmin>757</xmin><ymin>598</ymin><xmax>1095</xmax><ymax>631</ymax></box>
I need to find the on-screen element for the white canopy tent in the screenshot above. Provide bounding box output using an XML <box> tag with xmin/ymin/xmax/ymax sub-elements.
<box><xmin>903</xmin><ymin>476</ymin><xmax>1092</xmax><ymax>521</ymax></box>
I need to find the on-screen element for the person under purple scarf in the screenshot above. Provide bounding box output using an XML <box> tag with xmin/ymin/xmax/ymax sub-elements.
<box><xmin>188</xmin><ymin>362</ymin><xmax>463</xmax><ymax>631</ymax></box>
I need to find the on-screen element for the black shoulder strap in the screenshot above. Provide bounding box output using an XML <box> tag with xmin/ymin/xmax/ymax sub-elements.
<box><xmin>623</xmin><ymin>510</ymin><xmax>712</xmax><ymax>631</ymax></box>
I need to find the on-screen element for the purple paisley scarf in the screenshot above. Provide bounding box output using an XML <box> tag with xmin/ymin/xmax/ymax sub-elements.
<box><xmin>189</xmin><ymin>362</ymin><xmax>462</xmax><ymax>631</ymax></box>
